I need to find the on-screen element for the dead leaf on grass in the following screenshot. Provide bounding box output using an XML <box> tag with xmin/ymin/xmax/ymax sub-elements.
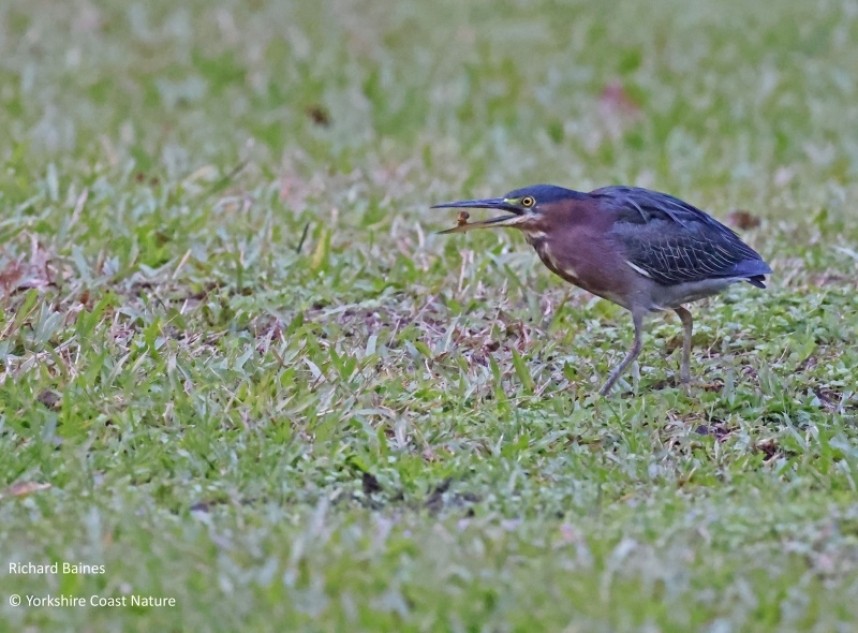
<box><xmin>0</xmin><ymin>481</ymin><xmax>52</xmax><ymax>500</ymax></box>
<box><xmin>726</xmin><ymin>210</ymin><xmax>762</xmax><ymax>230</ymax></box>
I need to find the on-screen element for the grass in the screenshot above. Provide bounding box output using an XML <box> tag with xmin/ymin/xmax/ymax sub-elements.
<box><xmin>0</xmin><ymin>0</ymin><xmax>857</xmax><ymax>630</ymax></box>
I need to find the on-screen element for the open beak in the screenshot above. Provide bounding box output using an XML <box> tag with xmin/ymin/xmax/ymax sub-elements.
<box><xmin>431</xmin><ymin>198</ymin><xmax>523</xmax><ymax>234</ymax></box>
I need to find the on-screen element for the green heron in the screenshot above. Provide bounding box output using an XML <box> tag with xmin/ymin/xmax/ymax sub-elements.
<box><xmin>432</xmin><ymin>185</ymin><xmax>771</xmax><ymax>395</ymax></box>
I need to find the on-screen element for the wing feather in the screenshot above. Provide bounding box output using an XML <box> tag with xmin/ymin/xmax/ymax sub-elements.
<box><xmin>590</xmin><ymin>186</ymin><xmax>771</xmax><ymax>286</ymax></box>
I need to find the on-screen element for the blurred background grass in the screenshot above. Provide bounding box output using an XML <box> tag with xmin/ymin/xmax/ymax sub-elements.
<box><xmin>4</xmin><ymin>0</ymin><xmax>858</xmax><ymax>201</ymax></box>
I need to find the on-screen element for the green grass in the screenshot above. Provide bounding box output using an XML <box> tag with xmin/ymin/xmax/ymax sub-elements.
<box><xmin>1</xmin><ymin>0</ymin><xmax>857</xmax><ymax>630</ymax></box>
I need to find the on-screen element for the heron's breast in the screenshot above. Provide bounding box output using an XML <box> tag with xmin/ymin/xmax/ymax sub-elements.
<box><xmin>527</xmin><ymin>235</ymin><xmax>582</xmax><ymax>285</ymax></box>
<box><xmin>526</xmin><ymin>231</ymin><xmax>642</xmax><ymax>311</ymax></box>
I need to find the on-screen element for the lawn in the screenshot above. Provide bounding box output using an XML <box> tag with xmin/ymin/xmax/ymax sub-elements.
<box><xmin>0</xmin><ymin>0</ymin><xmax>857</xmax><ymax>631</ymax></box>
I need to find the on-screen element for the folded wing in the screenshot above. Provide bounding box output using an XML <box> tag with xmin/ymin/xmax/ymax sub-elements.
<box><xmin>591</xmin><ymin>186</ymin><xmax>772</xmax><ymax>287</ymax></box>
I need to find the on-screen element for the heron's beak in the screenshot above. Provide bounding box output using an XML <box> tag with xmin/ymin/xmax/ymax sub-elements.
<box><xmin>431</xmin><ymin>198</ymin><xmax>525</xmax><ymax>234</ymax></box>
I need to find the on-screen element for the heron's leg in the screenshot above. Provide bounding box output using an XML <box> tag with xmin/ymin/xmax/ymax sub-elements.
<box><xmin>600</xmin><ymin>309</ymin><xmax>645</xmax><ymax>396</ymax></box>
<box><xmin>674</xmin><ymin>306</ymin><xmax>693</xmax><ymax>384</ymax></box>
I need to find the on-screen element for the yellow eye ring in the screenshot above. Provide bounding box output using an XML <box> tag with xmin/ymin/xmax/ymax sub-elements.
<box><xmin>521</xmin><ymin>196</ymin><xmax>536</xmax><ymax>208</ymax></box>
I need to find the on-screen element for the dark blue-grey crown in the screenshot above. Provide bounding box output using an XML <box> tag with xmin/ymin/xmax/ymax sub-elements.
<box><xmin>504</xmin><ymin>184</ymin><xmax>587</xmax><ymax>204</ymax></box>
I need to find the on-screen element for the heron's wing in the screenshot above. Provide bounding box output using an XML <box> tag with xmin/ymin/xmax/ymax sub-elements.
<box><xmin>591</xmin><ymin>186</ymin><xmax>771</xmax><ymax>286</ymax></box>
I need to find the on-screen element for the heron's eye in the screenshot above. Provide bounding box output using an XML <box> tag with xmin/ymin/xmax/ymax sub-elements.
<box><xmin>521</xmin><ymin>196</ymin><xmax>536</xmax><ymax>208</ymax></box>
